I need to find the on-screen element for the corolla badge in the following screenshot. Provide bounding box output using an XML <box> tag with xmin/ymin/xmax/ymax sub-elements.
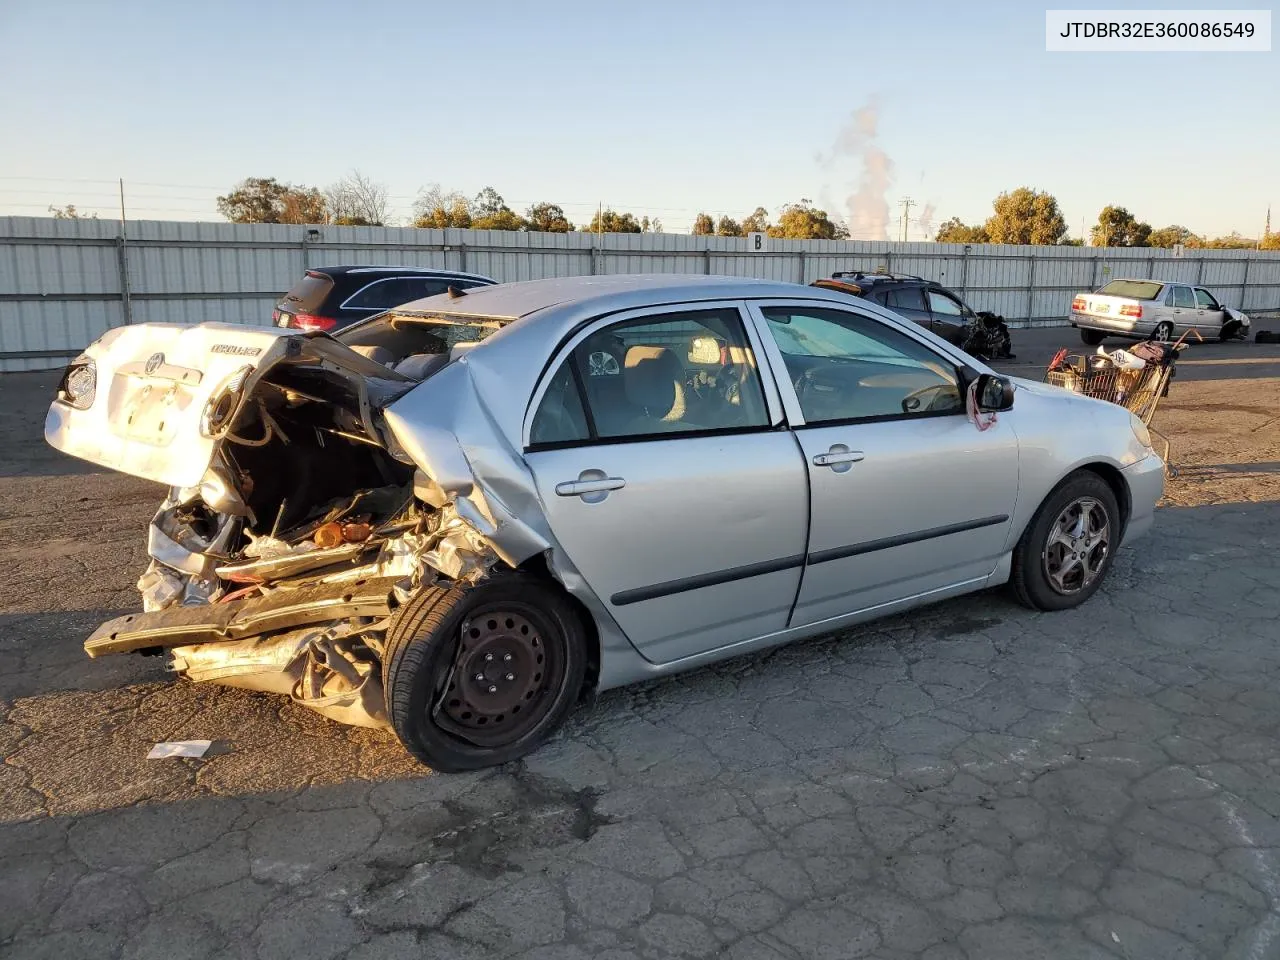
<box><xmin>145</xmin><ymin>352</ymin><xmax>165</xmax><ymax>374</ymax></box>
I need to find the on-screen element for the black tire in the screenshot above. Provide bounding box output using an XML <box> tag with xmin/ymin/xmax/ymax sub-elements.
<box><xmin>1011</xmin><ymin>471</ymin><xmax>1121</xmax><ymax>611</ymax></box>
<box><xmin>383</xmin><ymin>574</ymin><xmax>588</xmax><ymax>772</ymax></box>
<box><xmin>1219</xmin><ymin>320</ymin><xmax>1239</xmax><ymax>343</ymax></box>
<box><xmin>1079</xmin><ymin>328</ymin><xmax>1106</xmax><ymax>346</ymax></box>
<box><xmin>1151</xmin><ymin>321</ymin><xmax>1174</xmax><ymax>342</ymax></box>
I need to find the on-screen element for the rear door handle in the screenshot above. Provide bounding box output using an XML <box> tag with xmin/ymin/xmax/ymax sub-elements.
<box><xmin>555</xmin><ymin>476</ymin><xmax>626</xmax><ymax>497</ymax></box>
<box><xmin>812</xmin><ymin>449</ymin><xmax>865</xmax><ymax>468</ymax></box>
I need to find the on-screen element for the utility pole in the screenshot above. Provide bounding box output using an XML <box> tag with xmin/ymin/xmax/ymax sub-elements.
<box><xmin>898</xmin><ymin>197</ymin><xmax>915</xmax><ymax>242</ymax></box>
<box><xmin>119</xmin><ymin>178</ymin><xmax>127</xmax><ymax>239</ymax></box>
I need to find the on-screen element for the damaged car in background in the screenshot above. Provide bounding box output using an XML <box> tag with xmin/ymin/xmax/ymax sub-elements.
<box><xmin>47</xmin><ymin>275</ymin><xmax>1164</xmax><ymax>771</ymax></box>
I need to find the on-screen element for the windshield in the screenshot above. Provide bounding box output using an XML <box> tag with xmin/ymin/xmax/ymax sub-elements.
<box><xmin>1098</xmin><ymin>279</ymin><xmax>1164</xmax><ymax>300</ymax></box>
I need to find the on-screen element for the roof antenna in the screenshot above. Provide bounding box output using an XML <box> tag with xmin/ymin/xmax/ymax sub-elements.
<box><xmin>447</xmin><ymin>285</ymin><xmax>467</xmax><ymax>299</ymax></box>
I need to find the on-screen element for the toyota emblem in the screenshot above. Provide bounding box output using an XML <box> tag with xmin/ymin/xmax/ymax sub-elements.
<box><xmin>145</xmin><ymin>352</ymin><xmax>164</xmax><ymax>374</ymax></box>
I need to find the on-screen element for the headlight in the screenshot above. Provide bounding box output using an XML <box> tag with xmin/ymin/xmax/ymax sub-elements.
<box><xmin>1130</xmin><ymin>412</ymin><xmax>1153</xmax><ymax>450</ymax></box>
<box><xmin>200</xmin><ymin>365</ymin><xmax>253</xmax><ymax>438</ymax></box>
<box><xmin>59</xmin><ymin>359</ymin><xmax>97</xmax><ymax>410</ymax></box>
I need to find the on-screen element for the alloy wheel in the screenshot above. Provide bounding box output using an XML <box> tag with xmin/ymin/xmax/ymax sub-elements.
<box><xmin>1041</xmin><ymin>496</ymin><xmax>1111</xmax><ymax>595</ymax></box>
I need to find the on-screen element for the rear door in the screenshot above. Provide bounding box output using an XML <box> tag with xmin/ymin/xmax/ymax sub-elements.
<box><xmin>522</xmin><ymin>302</ymin><xmax>809</xmax><ymax>665</ymax></box>
<box><xmin>1169</xmin><ymin>285</ymin><xmax>1197</xmax><ymax>331</ymax></box>
<box><xmin>882</xmin><ymin>286</ymin><xmax>932</xmax><ymax>331</ymax></box>
<box><xmin>747</xmin><ymin>300</ymin><xmax>1020</xmax><ymax>628</ymax></box>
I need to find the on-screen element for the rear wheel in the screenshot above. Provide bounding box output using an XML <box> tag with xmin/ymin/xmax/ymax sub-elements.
<box><xmin>1079</xmin><ymin>328</ymin><xmax>1106</xmax><ymax>346</ymax></box>
<box><xmin>1011</xmin><ymin>472</ymin><xmax>1120</xmax><ymax>611</ymax></box>
<box><xmin>1151</xmin><ymin>321</ymin><xmax>1174</xmax><ymax>342</ymax></box>
<box><xmin>382</xmin><ymin>575</ymin><xmax>587</xmax><ymax>771</ymax></box>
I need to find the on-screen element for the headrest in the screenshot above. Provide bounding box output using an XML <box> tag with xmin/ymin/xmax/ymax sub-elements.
<box><xmin>393</xmin><ymin>353</ymin><xmax>450</xmax><ymax>381</ymax></box>
<box><xmin>624</xmin><ymin>345</ymin><xmax>683</xmax><ymax>417</ymax></box>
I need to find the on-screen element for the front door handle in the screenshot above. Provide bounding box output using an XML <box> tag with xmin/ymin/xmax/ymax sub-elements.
<box><xmin>555</xmin><ymin>476</ymin><xmax>626</xmax><ymax>498</ymax></box>
<box><xmin>812</xmin><ymin>446</ymin><xmax>865</xmax><ymax>472</ymax></box>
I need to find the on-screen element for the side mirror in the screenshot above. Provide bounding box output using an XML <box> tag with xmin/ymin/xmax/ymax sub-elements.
<box><xmin>975</xmin><ymin>373</ymin><xmax>1015</xmax><ymax>412</ymax></box>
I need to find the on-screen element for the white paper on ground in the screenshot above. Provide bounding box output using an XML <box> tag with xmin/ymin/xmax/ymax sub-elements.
<box><xmin>147</xmin><ymin>740</ymin><xmax>214</xmax><ymax>759</ymax></box>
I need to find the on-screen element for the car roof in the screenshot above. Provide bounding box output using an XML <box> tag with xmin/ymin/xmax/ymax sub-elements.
<box><xmin>311</xmin><ymin>265</ymin><xmax>496</xmax><ymax>282</ymax></box>
<box><xmin>387</xmin><ymin>274</ymin><xmax>848</xmax><ymax>321</ymax></box>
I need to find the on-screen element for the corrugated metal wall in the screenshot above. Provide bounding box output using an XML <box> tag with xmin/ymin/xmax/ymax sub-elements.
<box><xmin>3</xmin><ymin>216</ymin><xmax>1278</xmax><ymax>372</ymax></box>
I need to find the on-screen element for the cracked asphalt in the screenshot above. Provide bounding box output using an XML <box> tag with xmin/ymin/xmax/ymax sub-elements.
<box><xmin>2</xmin><ymin>325</ymin><xmax>1280</xmax><ymax>960</ymax></box>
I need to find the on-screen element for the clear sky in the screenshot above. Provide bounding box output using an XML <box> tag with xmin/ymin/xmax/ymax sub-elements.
<box><xmin>0</xmin><ymin>0</ymin><xmax>1274</xmax><ymax>239</ymax></box>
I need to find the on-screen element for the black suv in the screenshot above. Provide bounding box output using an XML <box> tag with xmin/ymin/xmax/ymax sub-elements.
<box><xmin>812</xmin><ymin>272</ymin><xmax>1013</xmax><ymax>359</ymax></box>
<box><xmin>274</xmin><ymin>265</ymin><xmax>496</xmax><ymax>333</ymax></box>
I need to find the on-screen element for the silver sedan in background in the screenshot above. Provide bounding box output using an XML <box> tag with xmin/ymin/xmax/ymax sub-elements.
<box><xmin>1071</xmin><ymin>277</ymin><xmax>1251</xmax><ymax>344</ymax></box>
<box><xmin>47</xmin><ymin>275</ymin><xmax>1164</xmax><ymax>770</ymax></box>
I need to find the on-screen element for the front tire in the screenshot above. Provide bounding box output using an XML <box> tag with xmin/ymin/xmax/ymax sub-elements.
<box><xmin>1079</xmin><ymin>328</ymin><xmax>1106</xmax><ymax>346</ymax></box>
<box><xmin>1011</xmin><ymin>471</ymin><xmax>1121</xmax><ymax>611</ymax></box>
<box><xmin>383</xmin><ymin>575</ymin><xmax>588</xmax><ymax>771</ymax></box>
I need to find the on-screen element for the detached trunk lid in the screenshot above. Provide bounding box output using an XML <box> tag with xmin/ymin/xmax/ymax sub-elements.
<box><xmin>45</xmin><ymin>322</ymin><xmax>415</xmax><ymax>489</ymax></box>
<box><xmin>46</xmin><ymin>323</ymin><xmax>294</xmax><ymax>487</ymax></box>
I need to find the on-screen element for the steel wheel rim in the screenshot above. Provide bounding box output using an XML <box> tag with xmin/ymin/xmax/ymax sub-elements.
<box><xmin>433</xmin><ymin>604</ymin><xmax>561</xmax><ymax>748</ymax></box>
<box><xmin>1042</xmin><ymin>496</ymin><xmax>1111</xmax><ymax>595</ymax></box>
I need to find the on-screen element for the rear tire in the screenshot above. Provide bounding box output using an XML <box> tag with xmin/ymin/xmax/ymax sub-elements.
<box><xmin>1079</xmin><ymin>328</ymin><xmax>1106</xmax><ymax>346</ymax></box>
<box><xmin>1151</xmin><ymin>321</ymin><xmax>1174</xmax><ymax>342</ymax></box>
<box><xmin>382</xmin><ymin>575</ymin><xmax>588</xmax><ymax>772</ymax></box>
<box><xmin>1011</xmin><ymin>471</ymin><xmax>1121</xmax><ymax>611</ymax></box>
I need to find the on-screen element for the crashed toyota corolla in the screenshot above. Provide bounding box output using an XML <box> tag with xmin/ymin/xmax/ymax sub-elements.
<box><xmin>46</xmin><ymin>275</ymin><xmax>1165</xmax><ymax>771</ymax></box>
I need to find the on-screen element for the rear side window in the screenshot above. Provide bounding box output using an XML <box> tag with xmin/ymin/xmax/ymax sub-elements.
<box><xmin>279</xmin><ymin>271</ymin><xmax>334</xmax><ymax>311</ymax></box>
<box><xmin>1099</xmin><ymin>279</ymin><xmax>1164</xmax><ymax>300</ymax></box>
<box><xmin>530</xmin><ymin>308</ymin><xmax>769</xmax><ymax>447</ymax></box>
<box><xmin>886</xmin><ymin>287</ymin><xmax>927</xmax><ymax>312</ymax></box>
<box><xmin>344</xmin><ymin>277</ymin><xmax>464</xmax><ymax>310</ymax></box>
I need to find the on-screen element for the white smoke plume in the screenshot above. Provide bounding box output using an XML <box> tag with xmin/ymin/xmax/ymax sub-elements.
<box><xmin>820</xmin><ymin>99</ymin><xmax>894</xmax><ymax>241</ymax></box>
<box><xmin>917</xmin><ymin>202</ymin><xmax>937</xmax><ymax>241</ymax></box>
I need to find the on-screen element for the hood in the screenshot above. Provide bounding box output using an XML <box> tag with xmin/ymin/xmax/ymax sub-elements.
<box><xmin>45</xmin><ymin>322</ymin><xmax>414</xmax><ymax>488</ymax></box>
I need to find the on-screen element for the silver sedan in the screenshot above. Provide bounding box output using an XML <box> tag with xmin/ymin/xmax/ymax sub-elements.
<box><xmin>46</xmin><ymin>275</ymin><xmax>1164</xmax><ymax>770</ymax></box>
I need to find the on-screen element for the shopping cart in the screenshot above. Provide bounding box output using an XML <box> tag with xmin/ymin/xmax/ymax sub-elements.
<box><xmin>1044</xmin><ymin>331</ymin><xmax>1198</xmax><ymax>472</ymax></box>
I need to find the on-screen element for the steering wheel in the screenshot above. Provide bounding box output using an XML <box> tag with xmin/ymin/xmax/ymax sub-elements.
<box><xmin>901</xmin><ymin>383</ymin><xmax>957</xmax><ymax>414</ymax></box>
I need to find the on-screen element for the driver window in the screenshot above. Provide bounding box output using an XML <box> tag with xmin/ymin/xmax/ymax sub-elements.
<box><xmin>529</xmin><ymin>308</ymin><xmax>769</xmax><ymax>446</ymax></box>
<box><xmin>1194</xmin><ymin>288</ymin><xmax>1217</xmax><ymax>309</ymax></box>
<box><xmin>760</xmin><ymin>307</ymin><xmax>963</xmax><ymax>423</ymax></box>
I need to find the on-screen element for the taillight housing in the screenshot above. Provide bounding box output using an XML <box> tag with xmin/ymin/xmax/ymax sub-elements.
<box><xmin>59</xmin><ymin>358</ymin><xmax>97</xmax><ymax>410</ymax></box>
<box><xmin>1119</xmin><ymin>304</ymin><xmax>1142</xmax><ymax>318</ymax></box>
<box><xmin>1071</xmin><ymin>297</ymin><xmax>1087</xmax><ymax>311</ymax></box>
<box><xmin>271</xmin><ymin>309</ymin><xmax>281</xmax><ymax>323</ymax></box>
<box><xmin>292</xmin><ymin>313</ymin><xmax>337</xmax><ymax>332</ymax></box>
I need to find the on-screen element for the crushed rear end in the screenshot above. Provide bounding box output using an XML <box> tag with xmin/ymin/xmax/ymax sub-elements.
<box><xmin>46</xmin><ymin>320</ymin><xmax>513</xmax><ymax>729</ymax></box>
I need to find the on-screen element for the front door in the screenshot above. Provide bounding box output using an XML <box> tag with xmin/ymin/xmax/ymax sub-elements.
<box><xmin>522</xmin><ymin>303</ymin><xmax>809</xmax><ymax>664</ymax></box>
<box><xmin>1193</xmin><ymin>287</ymin><xmax>1226</xmax><ymax>334</ymax></box>
<box><xmin>926</xmin><ymin>289</ymin><xmax>968</xmax><ymax>344</ymax></box>
<box><xmin>749</xmin><ymin>301</ymin><xmax>1021</xmax><ymax>627</ymax></box>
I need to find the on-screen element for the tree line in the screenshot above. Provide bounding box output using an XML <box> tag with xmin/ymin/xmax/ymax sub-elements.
<box><xmin>202</xmin><ymin>173</ymin><xmax>1280</xmax><ymax>249</ymax></box>
<box><xmin>935</xmin><ymin>187</ymin><xmax>1279</xmax><ymax>250</ymax></box>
